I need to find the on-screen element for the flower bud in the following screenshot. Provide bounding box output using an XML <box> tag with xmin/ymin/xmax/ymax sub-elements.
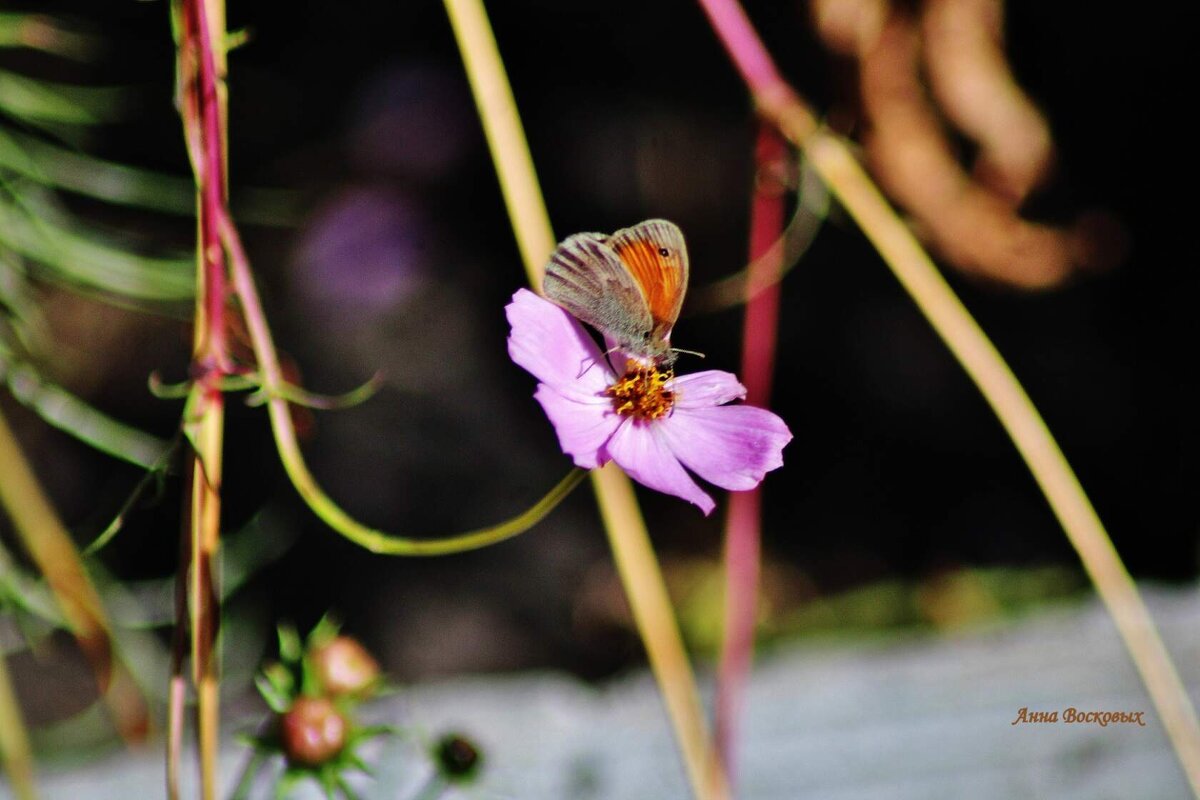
<box><xmin>310</xmin><ymin>636</ymin><xmax>380</xmax><ymax>698</ymax></box>
<box><xmin>280</xmin><ymin>696</ymin><xmax>347</xmax><ymax>766</ymax></box>
<box><xmin>434</xmin><ymin>733</ymin><xmax>482</xmax><ymax>782</ymax></box>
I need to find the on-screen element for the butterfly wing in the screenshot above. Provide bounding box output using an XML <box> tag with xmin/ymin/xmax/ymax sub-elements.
<box><xmin>607</xmin><ymin>219</ymin><xmax>688</xmax><ymax>338</ymax></box>
<box><xmin>542</xmin><ymin>231</ymin><xmax>654</xmax><ymax>346</ymax></box>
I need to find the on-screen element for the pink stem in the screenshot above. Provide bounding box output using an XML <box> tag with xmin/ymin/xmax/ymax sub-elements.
<box><xmin>695</xmin><ymin>0</ymin><xmax>787</xmax><ymax>99</ymax></box>
<box><xmin>189</xmin><ymin>0</ymin><xmax>228</xmax><ymax>367</ymax></box>
<box><xmin>739</xmin><ymin>129</ymin><xmax>786</xmax><ymax>406</ymax></box>
<box><xmin>695</xmin><ymin>0</ymin><xmax>816</xmax><ymax>134</ymax></box>
<box><xmin>715</xmin><ymin>124</ymin><xmax>787</xmax><ymax>784</ymax></box>
<box><xmin>175</xmin><ymin>5</ymin><xmax>229</xmax><ymax>798</ymax></box>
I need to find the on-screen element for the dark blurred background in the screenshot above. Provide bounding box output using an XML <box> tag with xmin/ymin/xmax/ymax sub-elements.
<box><xmin>1</xmin><ymin>0</ymin><xmax>1195</xmax><ymax>690</ymax></box>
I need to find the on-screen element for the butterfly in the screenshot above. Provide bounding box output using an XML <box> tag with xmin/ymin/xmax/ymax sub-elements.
<box><xmin>542</xmin><ymin>219</ymin><xmax>689</xmax><ymax>365</ymax></box>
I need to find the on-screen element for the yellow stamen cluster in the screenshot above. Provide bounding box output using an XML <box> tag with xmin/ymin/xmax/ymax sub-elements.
<box><xmin>606</xmin><ymin>361</ymin><xmax>675</xmax><ymax>420</ymax></box>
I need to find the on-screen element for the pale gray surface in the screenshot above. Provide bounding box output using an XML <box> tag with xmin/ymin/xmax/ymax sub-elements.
<box><xmin>8</xmin><ymin>586</ymin><xmax>1199</xmax><ymax>799</ymax></box>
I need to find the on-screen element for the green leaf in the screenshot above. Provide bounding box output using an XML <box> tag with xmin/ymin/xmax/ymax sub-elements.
<box><xmin>277</xmin><ymin>624</ymin><xmax>303</xmax><ymax>664</ymax></box>
<box><xmin>0</xmin><ymin>196</ymin><xmax>193</xmax><ymax>303</ymax></box>
<box><xmin>0</xmin><ymin>129</ymin><xmax>298</xmax><ymax>225</ymax></box>
<box><xmin>274</xmin><ymin>768</ymin><xmax>306</xmax><ymax>800</ymax></box>
<box><xmin>254</xmin><ymin>672</ymin><xmax>291</xmax><ymax>714</ymax></box>
<box><xmin>318</xmin><ymin>767</ymin><xmax>340</xmax><ymax>800</ymax></box>
<box><xmin>180</xmin><ymin>384</ymin><xmax>214</xmax><ymax>488</ymax></box>
<box><xmin>264</xmin><ymin>661</ymin><xmax>295</xmax><ymax>699</ymax></box>
<box><xmin>82</xmin><ymin>438</ymin><xmax>178</xmax><ymax>556</ymax></box>
<box><xmin>0</xmin><ymin>540</ymin><xmax>65</xmax><ymax>627</ymax></box>
<box><xmin>333</xmin><ymin>772</ymin><xmax>363</xmax><ymax>800</ymax></box>
<box><xmin>0</xmin><ymin>14</ymin><xmax>102</xmax><ymax>61</ymax></box>
<box><xmin>347</xmin><ymin>724</ymin><xmax>398</xmax><ymax>747</ymax></box>
<box><xmin>0</xmin><ymin>128</ymin><xmax>194</xmax><ymax>214</ymax></box>
<box><xmin>246</xmin><ymin>374</ymin><xmax>383</xmax><ymax>411</ymax></box>
<box><xmin>95</xmin><ymin>513</ymin><xmax>297</xmax><ymax>628</ymax></box>
<box><xmin>0</xmin><ymin>256</ymin><xmax>48</xmax><ymax>355</ymax></box>
<box><xmin>0</xmin><ymin>357</ymin><xmax>172</xmax><ymax>469</ymax></box>
<box><xmin>341</xmin><ymin>750</ymin><xmax>372</xmax><ymax>776</ymax></box>
<box><xmin>0</xmin><ymin>69</ymin><xmax>126</xmax><ymax>125</ymax></box>
<box><xmin>306</xmin><ymin>614</ymin><xmax>341</xmax><ymax>650</ymax></box>
<box><xmin>229</xmin><ymin>747</ymin><xmax>269</xmax><ymax>800</ymax></box>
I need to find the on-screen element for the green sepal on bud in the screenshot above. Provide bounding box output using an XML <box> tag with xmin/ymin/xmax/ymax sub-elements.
<box><xmin>277</xmin><ymin>623</ymin><xmax>303</xmax><ymax>664</ymax></box>
<box><xmin>254</xmin><ymin>661</ymin><xmax>294</xmax><ymax>714</ymax></box>
<box><xmin>241</xmin><ymin>618</ymin><xmax>396</xmax><ymax>800</ymax></box>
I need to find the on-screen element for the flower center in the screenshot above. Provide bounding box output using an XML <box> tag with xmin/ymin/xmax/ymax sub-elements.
<box><xmin>606</xmin><ymin>361</ymin><xmax>675</xmax><ymax>420</ymax></box>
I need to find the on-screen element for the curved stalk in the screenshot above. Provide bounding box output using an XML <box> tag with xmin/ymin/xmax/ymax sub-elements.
<box><xmin>696</xmin><ymin>0</ymin><xmax>1200</xmax><ymax>794</ymax></box>
<box><xmin>219</xmin><ymin>214</ymin><xmax>587</xmax><ymax>555</ymax></box>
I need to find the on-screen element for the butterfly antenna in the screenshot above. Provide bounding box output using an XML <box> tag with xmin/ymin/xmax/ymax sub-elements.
<box><xmin>671</xmin><ymin>347</ymin><xmax>706</xmax><ymax>360</ymax></box>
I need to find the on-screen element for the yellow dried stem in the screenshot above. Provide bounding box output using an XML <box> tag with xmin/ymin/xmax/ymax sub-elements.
<box><xmin>442</xmin><ymin>0</ymin><xmax>729</xmax><ymax>796</ymax></box>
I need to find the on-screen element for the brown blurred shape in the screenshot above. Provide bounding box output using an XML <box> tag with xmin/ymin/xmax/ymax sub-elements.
<box><xmin>922</xmin><ymin>0</ymin><xmax>1052</xmax><ymax>202</ymax></box>
<box><xmin>811</xmin><ymin>0</ymin><xmax>1124</xmax><ymax>288</ymax></box>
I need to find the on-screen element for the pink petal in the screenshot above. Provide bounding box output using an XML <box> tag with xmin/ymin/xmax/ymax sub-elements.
<box><xmin>533</xmin><ymin>384</ymin><xmax>621</xmax><ymax>469</ymax></box>
<box><xmin>659</xmin><ymin>404</ymin><xmax>792</xmax><ymax>491</ymax></box>
<box><xmin>668</xmin><ymin>370</ymin><xmax>747</xmax><ymax>409</ymax></box>
<box><xmin>507</xmin><ymin>289</ymin><xmax>613</xmax><ymax>401</ymax></box>
<box><xmin>603</xmin><ymin>419</ymin><xmax>716</xmax><ymax>515</ymax></box>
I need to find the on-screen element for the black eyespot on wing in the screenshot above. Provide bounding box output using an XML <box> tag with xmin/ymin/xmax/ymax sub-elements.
<box><xmin>658</xmin><ymin>247</ymin><xmax>670</xmax><ymax>257</ymax></box>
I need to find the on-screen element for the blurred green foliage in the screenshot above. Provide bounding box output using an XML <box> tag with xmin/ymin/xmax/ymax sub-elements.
<box><xmin>0</xmin><ymin>13</ymin><xmax>193</xmax><ymax>470</ymax></box>
<box><xmin>671</xmin><ymin>561</ymin><xmax>1087</xmax><ymax>655</ymax></box>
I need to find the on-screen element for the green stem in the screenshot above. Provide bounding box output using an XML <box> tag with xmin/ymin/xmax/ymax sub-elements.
<box><xmin>219</xmin><ymin>213</ymin><xmax>587</xmax><ymax>555</ymax></box>
<box><xmin>229</xmin><ymin>748</ymin><xmax>266</xmax><ymax>800</ymax></box>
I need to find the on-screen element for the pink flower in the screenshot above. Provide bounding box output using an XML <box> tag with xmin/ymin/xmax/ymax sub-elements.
<box><xmin>506</xmin><ymin>288</ymin><xmax>792</xmax><ymax>515</ymax></box>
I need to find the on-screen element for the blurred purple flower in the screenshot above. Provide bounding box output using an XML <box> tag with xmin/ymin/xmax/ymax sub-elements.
<box><xmin>293</xmin><ymin>187</ymin><xmax>428</xmax><ymax>314</ymax></box>
<box><xmin>507</xmin><ymin>289</ymin><xmax>792</xmax><ymax>515</ymax></box>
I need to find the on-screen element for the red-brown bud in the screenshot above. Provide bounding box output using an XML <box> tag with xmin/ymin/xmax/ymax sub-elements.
<box><xmin>310</xmin><ymin>636</ymin><xmax>380</xmax><ymax>698</ymax></box>
<box><xmin>280</xmin><ymin>696</ymin><xmax>347</xmax><ymax>766</ymax></box>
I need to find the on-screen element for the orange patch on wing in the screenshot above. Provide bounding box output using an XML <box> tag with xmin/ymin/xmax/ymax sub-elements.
<box><xmin>612</xmin><ymin>237</ymin><xmax>685</xmax><ymax>327</ymax></box>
